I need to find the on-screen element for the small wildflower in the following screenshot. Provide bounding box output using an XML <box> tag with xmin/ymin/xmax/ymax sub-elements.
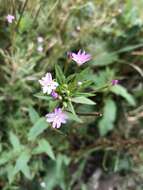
<box><xmin>71</xmin><ymin>50</ymin><xmax>92</xmax><ymax>66</ymax></box>
<box><xmin>37</xmin><ymin>46</ymin><xmax>43</xmax><ymax>52</ymax></box>
<box><xmin>78</xmin><ymin>81</ymin><xmax>82</xmax><ymax>86</ymax></box>
<box><xmin>118</xmin><ymin>8</ymin><xmax>122</xmax><ymax>13</ymax></box>
<box><xmin>111</xmin><ymin>18</ymin><xmax>116</xmax><ymax>24</ymax></box>
<box><xmin>51</xmin><ymin>91</ymin><xmax>59</xmax><ymax>99</ymax></box>
<box><xmin>37</xmin><ymin>36</ymin><xmax>44</xmax><ymax>43</ymax></box>
<box><xmin>40</xmin><ymin>182</ymin><xmax>46</xmax><ymax>188</ymax></box>
<box><xmin>76</xmin><ymin>26</ymin><xmax>81</xmax><ymax>32</ymax></box>
<box><xmin>112</xmin><ymin>79</ymin><xmax>119</xmax><ymax>85</ymax></box>
<box><xmin>46</xmin><ymin>108</ymin><xmax>68</xmax><ymax>128</ymax></box>
<box><xmin>39</xmin><ymin>73</ymin><xmax>58</xmax><ymax>94</ymax></box>
<box><xmin>6</xmin><ymin>14</ymin><xmax>15</xmax><ymax>23</ymax></box>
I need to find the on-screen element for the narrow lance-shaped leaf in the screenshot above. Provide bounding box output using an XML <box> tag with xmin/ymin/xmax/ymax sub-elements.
<box><xmin>92</xmin><ymin>52</ymin><xmax>118</xmax><ymax>66</ymax></box>
<box><xmin>71</xmin><ymin>96</ymin><xmax>96</xmax><ymax>105</ymax></box>
<box><xmin>55</xmin><ymin>64</ymin><xmax>66</xmax><ymax>84</ymax></box>
<box><xmin>14</xmin><ymin>150</ymin><xmax>31</xmax><ymax>179</ymax></box>
<box><xmin>29</xmin><ymin>106</ymin><xmax>40</xmax><ymax>124</ymax></box>
<box><xmin>99</xmin><ymin>98</ymin><xmax>117</xmax><ymax>136</ymax></box>
<box><xmin>33</xmin><ymin>139</ymin><xmax>55</xmax><ymax>160</ymax></box>
<box><xmin>67</xmin><ymin>101</ymin><xmax>76</xmax><ymax>116</ymax></box>
<box><xmin>7</xmin><ymin>164</ymin><xmax>15</xmax><ymax>183</ymax></box>
<box><xmin>9</xmin><ymin>132</ymin><xmax>21</xmax><ymax>151</ymax></box>
<box><xmin>34</xmin><ymin>93</ymin><xmax>53</xmax><ymax>101</ymax></box>
<box><xmin>0</xmin><ymin>152</ymin><xmax>14</xmax><ymax>166</ymax></box>
<box><xmin>111</xmin><ymin>85</ymin><xmax>136</xmax><ymax>106</ymax></box>
<box><xmin>28</xmin><ymin>117</ymin><xmax>48</xmax><ymax>141</ymax></box>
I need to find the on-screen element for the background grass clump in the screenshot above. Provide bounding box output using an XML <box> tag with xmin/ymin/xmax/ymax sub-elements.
<box><xmin>0</xmin><ymin>0</ymin><xmax>143</xmax><ymax>190</ymax></box>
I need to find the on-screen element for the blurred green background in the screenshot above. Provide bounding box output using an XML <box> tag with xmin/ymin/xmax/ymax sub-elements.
<box><xmin>0</xmin><ymin>0</ymin><xmax>143</xmax><ymax>189</ymax></box>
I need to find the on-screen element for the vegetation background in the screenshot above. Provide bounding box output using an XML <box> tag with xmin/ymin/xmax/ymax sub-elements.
<box><xmin>0</xmin><ymin>0</ymin><xmax>143</xmax><ymax>189</ymax></box>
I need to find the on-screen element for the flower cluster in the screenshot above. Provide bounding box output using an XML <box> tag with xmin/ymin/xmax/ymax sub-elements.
<box><xmin>39</xmin><ymin>50</ymin><xmax>119</xmax><ymax>129</ymax></box>
<box><xmin>39</xmin><ymin>73</ymin><xmax>65</xmax><ymax>128</ymax></box>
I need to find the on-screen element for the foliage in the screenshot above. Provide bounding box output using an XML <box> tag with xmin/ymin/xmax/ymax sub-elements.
<box><xmin>0</xmin><ymin>0</ymin><xmax>143</xmax><ymax>189</ymax></box>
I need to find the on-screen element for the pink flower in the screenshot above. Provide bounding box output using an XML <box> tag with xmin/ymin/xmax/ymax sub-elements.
<box><xmin>46</xmin><ymin>108</ymin><xmax>68</xmax><ymax>128</ymax></box>
<box><xmin>71</xmin><ymin>50</ymin><xmax>92</xmax><ymax>66</ymax></box>
<box><xmin>37</xmin><ymin>36</ymin><xmax>44</xmax><ymax>43</ymax></box>
<box><xmin>6</xmin><ymin>14</ymin><xmax>15</xmax><ymax>23</ymax></box>
<box><xmin>37</xmin><ymin>46</ymin><xmax>43</xmax><ymax>52</ymax></box>
<box><xmin>112</xmin><ymin>80</ymin><xmax>119</xmax><ymax>85</ymax></box>
<box><xmin>39</xmin><ymin>73</ymin><xmax>58</xmax><ymax>94</ymax></box>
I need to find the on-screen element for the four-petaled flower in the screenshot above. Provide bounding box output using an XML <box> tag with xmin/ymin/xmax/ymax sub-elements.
<box><xmin>71</xmin><ymin>50</ymin><xmax>92</xmax><ymax>66</ymax></box>
<box><xmin>6</xmin><ymin>14</ymin><xmax>15</xmax><ymax>23</ymax></box>
<box><xmin>39</xmin><ymin>73</ymin><xmax>58</xmax><ymax>94</ymax></box>
<box><xmin>46</xmin><ymin>108</ymin><xmax>68</xmax><ymax>128</ymax></box>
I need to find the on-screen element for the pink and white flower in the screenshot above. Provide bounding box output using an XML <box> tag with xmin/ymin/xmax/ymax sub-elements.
<box><xmin>46</xmin><ymin>108</ymin><xmax>68</xmax><ymax>128</ymax></box>
<box><xmin>6</xmin><ymin>14</ymin><xmax>15</xmax><ymax>23</ymax></box>
<box><xmin>37</xmin><ymin>36</ymin><xmax>44</xmax><ymax>43</ymax></box>
<box><xmin>37</xmin><ymin>46</ymin><xmax>43</xmax><ymax>52</ymax></box>
<box><xmin>39</xmin><ymin>73</ymin><xmax>58</xmax><ymax>94</ymax></box>
<box><xmin>71</xmin><ymin>50</ymin><xmax>92</xmax><ymax>66</ymax></box>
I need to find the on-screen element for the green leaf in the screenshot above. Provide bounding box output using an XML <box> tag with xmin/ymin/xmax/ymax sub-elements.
<box><xmin>111</xmin><ymin>85</ymin><xmax>136</xmax><ymax>106</ymax></box>
<box><xmin>66</xmin><ymin>74</ymin><xmax>76</xmax><ymax>82</ymax></box>
<box><xmin>0</xmin><ymin>152</ymin><xmax>14</xmax><ymax>166</ymax></box>
<box><xmin>56</xmin><ymin>154</ymin><xmax>70</xmax><ymax>178</ymax></box>
<box><xmin>9</xmin><ymin>132</ymin><xmax>21</xmax><ymax>151</ymax></box>
<box><xmin>55</xmin><ymin>64</ymin><xmax>66</xmax><ymax>84</ymax></box>
<box><xmin>71</xmin><ymin>96</ymin><xmax>96</xmax><ymax>105</ymax></box>
<box><xmin>29</xmin><ymin>106</ymin><xmax>40</xmax><ymax>124</ymax></box>
<box><xmin>42</xmin><ymin>161</ymin><xmax>57</xmax><ymax>190</ymax></box>
<box><xmin>34</xmin><ymin>93</ymin><xmax>52</xmax><ymax>101</ymax></box>
<box><xmin>67</xmin><ymin>101</ymin><xmax>76</xmax><ymax>115</ymax></box>
<box><xmin>81</xmin><ymin>184</ymin><xmax>88</xmax><ymax>190</ymax></box>
<box><xmin>33</xmin><ymin>139</ymin><xmax>55</xmax><ymax>160</ymax></box>
<box><xmin>14</xmin><ymin>150</ymin><xmax>31</xmax><ymax>179</ymax></box>
<box><xmin>66</xmin><ymin>112</ymin><xmax>82</xmax><ymax>123</ymax></box>
<box><xmin>76</xmin><ymin>67</ymin><xmax>92</xmax><ymax>80</ymax></box>
<box><xmin>92</xmin><ymin>52</ymin><xmax>118</xmax><ymax>66</ymax></box>
<box><xmin>117</xmin><ymin>43</ymin><xmax>143</xmax><ymax>53</ymax></box>
<box><xmin>19</xmin><ymin>14</ymin><xmax>33</xmax><ymax>33</ymax></box>
<box><xmin>75</xmin><ymin>92</ymin><xmax>95</xmax><ymax>97</ymax></box>
<box><xmin>0</xmin><ymin>144</ymin><xmax>2</xmax><ymax>153</ymax></box>
<box><xmin>99</xmin><ymin>98</ymin><xmax>117</xmax><ymax>136</ymax></box>
<box><xmin>93</xmin><ymin>68</ymin><xmax>114</xmax><ymax>87</ymax></box>
<box><xmin>28</xmin><ymin>117</ymin><xmax>48</xmax><ymax>141</ymax></box>
<box><xmin>7</xmin><ymin>164</ymin><xmax>15</xmax><ymax>183</ymax></box>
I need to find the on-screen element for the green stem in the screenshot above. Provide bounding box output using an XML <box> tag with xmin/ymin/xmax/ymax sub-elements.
<box><xmin>64</xmin><ymin>60</ymin><xmax>69</xmax><ymax>74</ymax></box>
<box><xmin>76</xmin><ymin>112</ymin><xmax>102</xmax><ymax>117</ymax></box>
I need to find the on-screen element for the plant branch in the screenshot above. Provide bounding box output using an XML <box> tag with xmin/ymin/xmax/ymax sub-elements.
<box><xmin>77</xmin><ymin>112</ymin><xmax>102</xmax><ymax>117</ymax></box>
